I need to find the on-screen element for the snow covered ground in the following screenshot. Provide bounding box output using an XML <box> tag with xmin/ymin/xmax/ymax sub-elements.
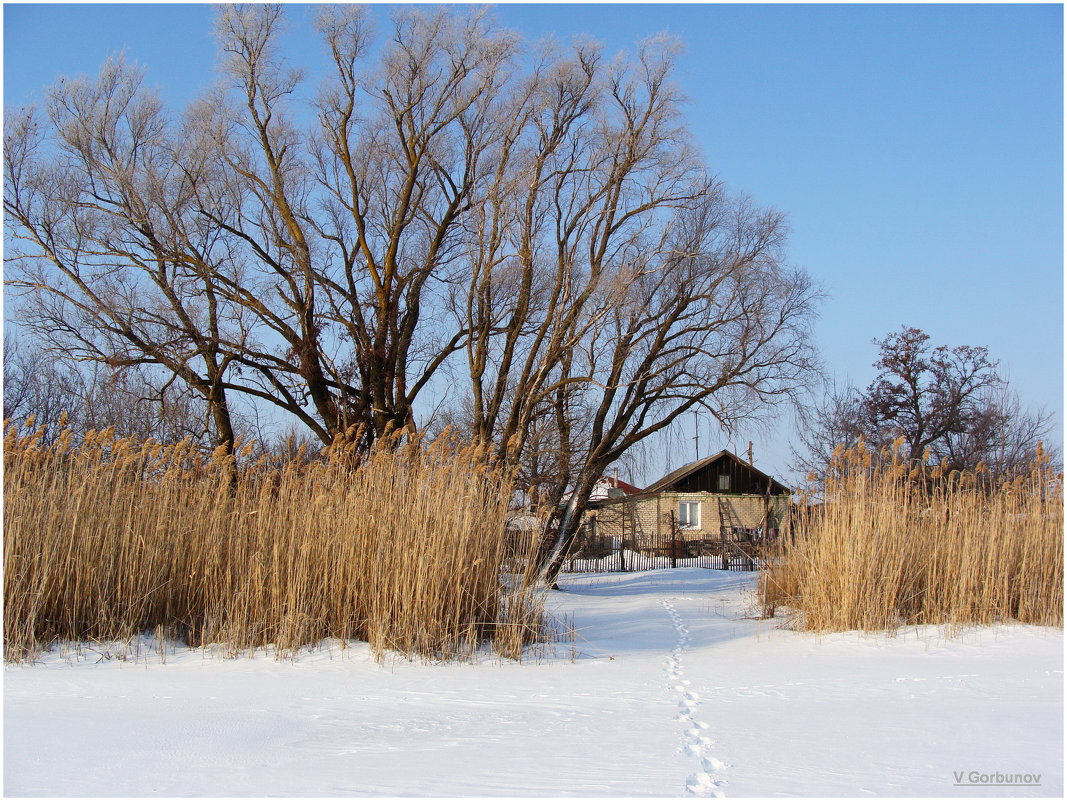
<box><xmin>4</xmin><ymin>568</ymin><xmax>1062</xmax><ymax>797</ymax></box>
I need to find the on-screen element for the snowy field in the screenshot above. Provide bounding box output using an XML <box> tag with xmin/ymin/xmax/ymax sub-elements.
<box><xmin>4</xmin><ymin>568</ymin><xmax>1062</xmax><ymax>797</ymax></box>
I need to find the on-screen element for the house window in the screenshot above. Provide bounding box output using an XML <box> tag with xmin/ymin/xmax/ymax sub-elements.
<box><xmin>717</xmin><ymin>474</ymin><xmax>731</xmax><ymax>491</ymax></box>
<box><xmin>678</xmin><ymin>501</ymin><xmax>700</xmax><ymax>529</ymax></box>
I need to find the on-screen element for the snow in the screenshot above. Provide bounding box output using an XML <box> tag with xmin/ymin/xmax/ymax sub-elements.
<box><xmin>4</xmin><ymin>568</ymin><xmax>1062</xmax><ymax>797</ymax></box>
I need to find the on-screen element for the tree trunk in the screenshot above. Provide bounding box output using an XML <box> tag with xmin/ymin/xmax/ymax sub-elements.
<box><xmin>538</xmin><ymin>471</ymin><xmax>601</xmax><ymax>587</ymax></box>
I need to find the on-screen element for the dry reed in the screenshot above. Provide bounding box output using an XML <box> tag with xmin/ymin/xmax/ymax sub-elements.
<box><xmin>4</xmin><ymin>421</ymin><xmax>546</xmax><ymax>662</ymax></box>
<box><xmin>760</xmin><ymin>441</ymin><xmax>1063</xmax><ymax>631</ymax></box>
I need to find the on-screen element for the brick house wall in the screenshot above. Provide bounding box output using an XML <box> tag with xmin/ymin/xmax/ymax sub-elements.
<box><xmin>590</xmin><ymin>492</ymin><xmax>789</xmax><ymax>545</ymax></box>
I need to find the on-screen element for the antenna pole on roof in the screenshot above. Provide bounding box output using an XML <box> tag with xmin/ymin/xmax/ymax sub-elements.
<box><xmin>692</xmin><ymin>411</ymin><xmax>699</xmax><ymax>461</ymax></box>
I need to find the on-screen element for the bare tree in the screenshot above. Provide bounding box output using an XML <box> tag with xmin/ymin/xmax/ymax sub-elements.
<box><xmin>5</xmin><ymin>6</ymin><xmax>527</xmax><ymax>451</ymax></box>
<box><xmin>2</xmin><ymin>339</ymin><xmax>82</xmax><ymax>437</ymax></box>
<box><xmin>6</xmin><ymin>6</ymin><xmax>820</xmax><ymax>569</ymax></box>
<box><xmin>311</xmin><ymin>5</ymin><xmax>522</xmax><ymax>442</ymax></box>
<box><xmin>4</xmin><ymin>61</ymin><xmax>250</xmax><ymax>452</ymax></box>
<box><xmin>537</xmin><ymin>193</ymin><xmax>818</xmax><ymax>581</ymax></box>
<box><xmin>450</xmin><ymin>33</ymin><xmax>819</xmax><ymax>581</ymax></box>
<box><xmin>940</xmin><ymin>387</ymin><xmax>1060</xmax><ymax>479</ymax></box>
<box><xmin>792</xmin><ymin>327</ymin><xmax>1057</xmax><ymax>485</ymax></box>
<box><xmin>3</xmin><ymin>338</ymin><xmax>211</xmax><ymax>444</ymax></box>
<box><xmin>790</xmin><ymin>382</ymin><xmax>867</xmax><ymax>479</ymax></box>
<box><xmin>170</xmin><ymin>4</ymin><xmax>525</xmax><ymax>447</ymax></box>
<box><xmin>862</xmin><ymin>326</ymin><xmax>1002</xmax><ymax>464</ymax></box>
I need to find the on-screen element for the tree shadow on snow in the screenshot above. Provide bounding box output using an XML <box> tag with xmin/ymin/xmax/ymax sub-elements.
<box><xmin>547</xmin><ymin>567</ymin><xmax>762</xmax><ymax>657</ymax></box>
<box><xmin>558</xmin><ymin>566</ymin><xmax>756</xmax><ymax>598</ymax></box>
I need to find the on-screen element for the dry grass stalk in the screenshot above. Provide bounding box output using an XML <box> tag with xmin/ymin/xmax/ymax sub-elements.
<box><xmin>760</xmin><ymin>440</ymin><xmax>1063</xmax><ymax>631</ymax></box>
<box><xmin>3</xmin><ymin>421</ymin><xmax>546</xmax><ymax>662</ymax></box>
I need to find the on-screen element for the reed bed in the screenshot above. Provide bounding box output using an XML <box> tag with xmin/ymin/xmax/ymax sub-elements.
<box><xmin>4</xmin><ymin>421</ymin><xmax>546</xmax><ymax>662</ymax></box>
<box><xmin>760</xmin><ymin>442</ymin><xmax>1063</xmax><ymax>632</ymax></box>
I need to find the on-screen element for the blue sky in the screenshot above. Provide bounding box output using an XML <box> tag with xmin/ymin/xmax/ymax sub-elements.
<box><xmin>4</xmin><ymin>3</ymin><xmax>1063</xmax><ymax>482</ymax></box>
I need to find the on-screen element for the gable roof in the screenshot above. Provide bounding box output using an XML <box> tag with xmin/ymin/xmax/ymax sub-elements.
<box><xmin>642</xmin><ymin>450</ymin><xmax>791</xmax><ymax>496</ymax></box>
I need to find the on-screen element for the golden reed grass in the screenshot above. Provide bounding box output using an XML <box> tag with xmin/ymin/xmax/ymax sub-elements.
<box><xmin>4</xmin><ymin>420</ymin><xmax>545</xmax><ymax>662</ymax></box>
<box><xmin>760</xmin><ymin>441</ymin><xmax>1063</xmax><ymax>631</ymax></box>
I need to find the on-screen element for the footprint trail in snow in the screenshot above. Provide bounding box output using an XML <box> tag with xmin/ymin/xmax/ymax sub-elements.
<box><xmin>662</xmin><ymin>598</ymin><xmax>728</xmax><ymax>797</ymax></box>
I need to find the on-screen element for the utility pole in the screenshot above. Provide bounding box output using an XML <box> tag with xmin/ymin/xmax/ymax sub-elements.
<box><xmin>747</xmin><ymin>441</ymin><xmax>754</xmax><ymax>465</ymax></box>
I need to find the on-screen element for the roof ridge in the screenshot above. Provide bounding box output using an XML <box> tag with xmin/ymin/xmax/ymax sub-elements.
<box><xmin>641</xmin><ymin>449</ymin><xmax>789</xmax><ymax>495</ymax></box>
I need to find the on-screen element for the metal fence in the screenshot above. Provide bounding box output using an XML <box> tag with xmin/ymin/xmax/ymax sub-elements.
<box><xmin>557</xmin><ymin>524</ymin><xmax>772</xmax><ymax>573</ymax></box>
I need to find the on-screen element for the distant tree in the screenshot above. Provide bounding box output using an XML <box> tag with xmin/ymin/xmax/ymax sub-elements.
<box><xmin>790</xmin><ymin>382</ymin><xmax>867</xmax><ymax>480</ymax></box>
<box><xmin>3</xmin><ymin>339</ymin><xmax>212</xmax><ymax>445</ymax></box>
<box><xmin>3</xmin><ymin>339</ymin><xmax>82</xmax><ymax>438</ymax></box>
<box><xmin>792</xmin><ymin>326</ymin><xmax>1058</xmax><ymax>483</ymax></box>
<box><xmin>862</xmin><ymin>326</ymin><xmax>1002</xmax><ymax>464</ymax></box>
<box><xmin>939</xmin><ymin>386</ymin><xmax>1060</xmax><ymax>479</ymax></box>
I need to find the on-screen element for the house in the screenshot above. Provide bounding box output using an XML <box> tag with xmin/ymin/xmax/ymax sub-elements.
<box><xmin>504</xmin><ymin>476</ymin><xmax>643</xmax><ymax>566</ymax></box>
<box><xmin>565</xmin><ymin>474</ymin><xmax>644</xmax><ymax>503</ymax></box>
<box><xmin>508</xmin><ymin>475</ymin><xmax>641</xmax><ymax>542</ymax></box>
<box><xmin>585</xmin><ymin>451</ymin><xmax>792</xmax><ymax>557</ymax></box>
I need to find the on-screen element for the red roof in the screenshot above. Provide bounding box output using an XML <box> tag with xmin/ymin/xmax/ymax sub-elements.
<box><xmin>610</xmin><ymin>477</ymin><xmax>643</xmax><ymax>495</ymax></box>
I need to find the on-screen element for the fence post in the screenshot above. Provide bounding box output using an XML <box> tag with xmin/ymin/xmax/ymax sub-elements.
<box><xmin>667</xmin><ymin>510</ymin><xmax>678</xmax><ymax>569</ymax></box>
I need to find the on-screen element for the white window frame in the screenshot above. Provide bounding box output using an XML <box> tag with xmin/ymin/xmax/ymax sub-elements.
<box><xmin>717</xmin><ymin>474</ymin><xmax>731</xmax><ymax>491</ymax></box>
<box><xmin>678</xmin><ymin>501</ymin><xmax>701</xmax><ymax>530</ymax></box>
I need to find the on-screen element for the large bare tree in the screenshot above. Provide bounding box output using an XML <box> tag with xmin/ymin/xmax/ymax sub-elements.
<box><xmin>449</xmin><ymin>36</ymin><xmax>819</xmax><ymax>581</ymax></box>
<box><xmin>538</xmin><ymin>191</ymin><xmax>818</xmax><ymax>582</ymax></box>
<box><xmin>6</xmin><ymin>5</ymin><xmax>820</xmax><ymax>580</ymax></box>
<box><xmin>5</xmin><ymin>6</ymin><xmax>527</xmax><ymax>449</ymax></box>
